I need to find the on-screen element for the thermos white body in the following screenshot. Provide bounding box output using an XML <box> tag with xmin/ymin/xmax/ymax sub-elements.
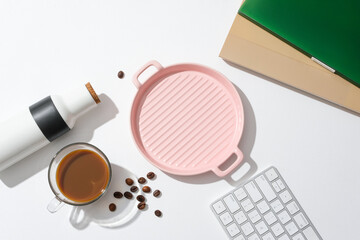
<box><xmin>0</xmin><ymin>83</ymin><xmax>100</xmax><ymax>172</ymax></box>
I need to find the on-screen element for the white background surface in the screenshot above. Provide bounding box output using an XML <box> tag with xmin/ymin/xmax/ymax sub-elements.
<box><xmin>0</xmin><ymin>1</ymin><xmax>359</xmax><ymax>239</ymax></box>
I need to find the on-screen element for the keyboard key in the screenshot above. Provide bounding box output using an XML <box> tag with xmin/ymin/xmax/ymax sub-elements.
<box><xmin>245</xmin><ymin>181</ymin><xmax>263</xmax><ymax>203</ymax></box>
<box><xmin>262</xmin><ymin>232</ymin><xmax>275</xmax><ymax>240</ymax></box>
<box><xmin>285</xmin><ymin>221</ymin><xmax>298</xmax><ymax>235</ymax></box>
<box><xmin>272</xmin><ymin>181</ymin><xmax>281</xmax><ymax>192</ymax></box>
<box><xmin>271</xmin><ymin>222</ymin><xmax>284</xmax><ymax>237</ymax></box>
<box><xmin>219</xmin><ymin>212</ymin><xmax>233</xmax><ymax>225</ymax></box>
<box><xmin>255</xmin><ymin>175</ymin><xmax>276</xmax><ymax>202</ymax></box>
<box><xmin>286</xmin><ymin>201</ymin><xmax>299</xmax><ymax>215</ymax></box>
<box><xmin>264</xmin><ymin>211</ymin><xmax>277</xmax><ymax>225</ymax></box>
<box><xmin>213</xmin><ymin>200</ymin><xmax>226</xmax><ymax>214</ymax></box>
<box><xmin>241</xmin><ymin>198</ymin><xmax>254</xmax><ymax>212</ymax></box>
<box><xmin>241</xmin><ymin>222</ymin><xmax>254</xmax><ymax>236</ymax></box>
<box><xmin>278</xmin><ymin>235</ymin><xmax>290</xmax><ymax>240</ymax></box>
<box><xmin>223</xmin><ymin>194</ymin><xmax>240</xmax><ymax>213</ymax></box>
<box><xmin>248</xmin><ymin>209</ymin><xmax>261</xmax><ymax>223</ymax></box>
<box><xmin>279</xmin><ymin>190</ymin><xmax>292</xmax><ymax>204</ymax></box>
<box><xmin>303</xmin><ymin>226</ymin><xmax>320</xmax><ymax>240</ymax></box>
<box><xmin>226</xmin><ymin>223</ymin><xmax>240</xmax><ymax>237</ymax></box>
<box><xmin>270</xmin><ymin>199</ymin><xmax>284</xmax><ymax>213</ymax></box>
<box><xmin>278</xmin><ymin>210</ymin><xmax>291</xmax><ymax>224</ymax></box>
<box><xmin>265</xmin><ymin>168</ymin><xmax>278</xmax><ymax>181</ymax></box>
<box><xmin>234</xmin><ymin>211</ymin><xmax>247</xmax><ymax>225</ymax></box>
<box><xmin>257</xmin><ymin>200</ymin><xmax>270</xmax><ymax>214</ymax></box>
<box><xmin>276</xmin><ymin>179</ymin><xmax>285</xmax><ymax>191</ymax></box>
<box><xmin>234</xmin><ymin>235</ymin><xmax>246</xmax><ymax>240</ymax></box>
<box><xmin>234</xmin><ymin>188</ymin><xmax>247</xmax><ymax>201</ymax></box>
<box><xmin>293</xmin><ymin>212</ymin><xmax>309</xmax><ymax>229</ymax></box>
<box><xmin>227</xmin><ymin>223</ymin><xmax>240</xmax><ymax>237</ymax></box>
<box><xmin>255</xmin><ymin>220</ymin><xmax>268</xmax><ymax>235</ymax></box>
<box><xmin>248</xmin><ymin>233</ymin><xmax>261</xmax><ymax>240</ymax></box>
<box><xmin>293</xmin><ymin>233</ymin><xmax>305</xmax><ymax>240</ymax></box>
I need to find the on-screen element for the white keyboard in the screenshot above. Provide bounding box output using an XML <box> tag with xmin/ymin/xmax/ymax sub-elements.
<box><xmin>211</xmin><ymin>167</ymin><xmax>322</xmax><ymax>240</ymax></box>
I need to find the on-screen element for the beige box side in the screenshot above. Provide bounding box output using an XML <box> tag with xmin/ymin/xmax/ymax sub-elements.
<box><xmin>220</xmin><ymin>14</ymin><xmax>360</xmax><ymax>114</ymax></box>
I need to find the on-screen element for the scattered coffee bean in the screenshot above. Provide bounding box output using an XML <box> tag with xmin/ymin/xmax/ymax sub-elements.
<box><xmin>136</xmin><ymin>195</ymin><xmax>146</xmax><ymax>202</ymax></box>
<box><xmin>138</xmin><ymin>177</ymin><xmax>146</xmax><ymax>184</ymax></box>
<box><xmin>113</xmin><ymin>191</ymin><xmax>123</xmax><ymax>199</ymax></box>
<box><xmin>124</xmin><ymin>191</ymin><xmax>133</xmax><ymax>199</ymax></box>
<box><xmin>117</xmin><ymin>71</ymin><xmax>125</xmax><ymax>79</ymax></box>
<box><xmin>125</xmin><ymin>178</ymin><xmax>134</xmax><ymax>186</ymax></box>
<box><xmin>147</xmin><ymin>172</ymin><xmax>155</xmax><ymax>179</ymax></box>
<box><xmin>109</xmin><ymin>203</ymin><xmax>116</xmax><ymax>212</ymax></box>
<box><xmin>130</xmin><ymin>186</ymin><xmax>138</xmax><ymax>193</ymax></box>
<box><xmin>142</xmin><ymin>186</ymin><xmax>151</xmax><ymax>193</ymax></box>
<box><xmin>137</xmin><ymin>202</ymin><xmax>146</xmax><ymax>210</ymax></box>
<box><xmin>153</xmin><ymin>189</ymin><xmax>161</xmax><ymax>197</ymax></box>
<box><xmin>154</xmin><ymin>210</ymin><xmax>162</xmax><ymax>217</ymax></box>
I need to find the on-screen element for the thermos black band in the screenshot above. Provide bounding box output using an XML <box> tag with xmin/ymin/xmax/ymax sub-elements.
<box><xmin>29</xmin><ymin>96</ymin><xmax>70</xmax><ymax>142</ymax></box>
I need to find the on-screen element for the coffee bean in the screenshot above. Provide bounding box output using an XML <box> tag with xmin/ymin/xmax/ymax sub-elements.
<box><xmin>109</xmin><ymin>203</ymin><xmax>116</xmax><ymax>212</ymax></box>
<box><xmin>130</xmin><ymin>186</ymin><xmax>138</xmax><ymax>193</ymax></box>
<box><xmin>136</xmin><ymin>195</ymin><xmax>146</xmax><ymax>202</ymax></box>
<box><xmin>154</xmin><ymin>210</ymin><xmax>162</xmax><ymax>217</ymax></box>
<box><xmin>117</xmin><ymin>71</ymin><xmax>125</xmax><ymax>79</ymax></box>
<box><xmin>147</xmin><ymin>172</ymin><xmax>156</xmax><ymax>179</ymax></box>
<box><xmin>137</xmin><ymin>202</ymin><xmax>146</xmax><ymax>210</ymax></box>
<box><xmin>138</xmin><ymin>177</ymin><xmax>146</xmax><ymax>184</ymax></box>
<box><xmin>142</xmin><ymin>186</ymin><xmax>151</xmax><ymax>193</ymax></box>
<box><xmin>113</xmin><ymin>191</ymin><xmax>123</xmax><ymax>199</ymax></box>
<box><xmin>153</xmin><ymin>189</ymin><xmax>161</xmax><ymax>197</ymax></box>
<box><xmin>125</xmin><ymin>178</ymin><xmax>134</xmax><ymax>186</ymax></box>
<box><xmin>124</xmin><ymin>191</ymin><xmax>133</xmax><ymax>199</ymax></box>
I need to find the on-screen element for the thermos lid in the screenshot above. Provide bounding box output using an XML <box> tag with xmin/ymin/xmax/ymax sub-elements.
<box><xmin>85</xmin><ymin>82</ymin><xmax>101</xmax><ymax>104</ymax></box>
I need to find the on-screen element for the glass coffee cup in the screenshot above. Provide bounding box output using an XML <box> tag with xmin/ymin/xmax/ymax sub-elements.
<box><xmin>47</xmin><ymin>142</ymin><xmax>112</xmax><ymax>213</ymax></box>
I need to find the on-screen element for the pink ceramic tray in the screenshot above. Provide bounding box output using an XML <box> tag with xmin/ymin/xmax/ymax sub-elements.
<box><xmin>130</xmin><ymin>60</ymin><xmax>244</xmax><ymax>177</ymax></box>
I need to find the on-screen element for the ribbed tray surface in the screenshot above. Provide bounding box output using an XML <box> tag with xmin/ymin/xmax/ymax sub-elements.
<box><xmin>138</xmin><ymin>71</ymin><xmax>237</xmax><ymax>170</ymax></box>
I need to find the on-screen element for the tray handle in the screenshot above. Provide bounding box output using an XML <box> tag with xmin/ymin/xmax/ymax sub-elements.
<box><xmin>212</xmin><ymin>148</ymin><xmax>243</xmax><ymax>177</ymax></box>
<box><xmin>132</xmin><ymin>60</ymin><xmax>163</xmax><ymax>89</ymax></box>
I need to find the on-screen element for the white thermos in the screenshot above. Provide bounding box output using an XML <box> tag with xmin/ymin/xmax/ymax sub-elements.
<box><xmin>0</xmin><ymin>82</ymin><xmax>101</xmax><ymax>172</ymax></box>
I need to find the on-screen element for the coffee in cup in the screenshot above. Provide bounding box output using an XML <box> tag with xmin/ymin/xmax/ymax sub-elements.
<box><xmin>48</xmin><ymin>143</ymin><xmax>111</xmax><ymax>213</ymax></box>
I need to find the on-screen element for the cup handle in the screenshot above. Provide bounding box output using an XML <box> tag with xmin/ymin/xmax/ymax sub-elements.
<box><xmin>47</xmin><ymin>197</ymin><xmax>64</xmax><ymax>213</ymax></box>
<box><xmin>212</xmin><ymin>148</ymin><xmax>244</xmax><ymax>177</ymax></box>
